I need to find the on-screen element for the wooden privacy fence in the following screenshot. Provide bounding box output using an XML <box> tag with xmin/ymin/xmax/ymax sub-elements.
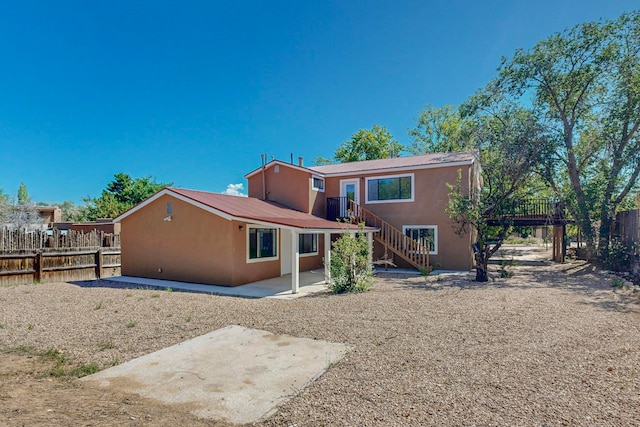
<box><xmin>0</xmin><ymin>228</ymin><xmax>119</xmax><ymax>251</ymax></box>
<box><xmin>0</xmin><ymin>229</ymin><xmax>121</xmax><ymax>285</ymax></box>
<box><xmin>616</xmin><ymin>209</ymin><xmax>640</xmax><ymax>250</ymax></box>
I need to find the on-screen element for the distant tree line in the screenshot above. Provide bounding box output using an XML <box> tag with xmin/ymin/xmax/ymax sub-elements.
<box><xmin>0</xmin><ymin>174</ymin><xmax>171</xmax><ymax>228</ymax></box>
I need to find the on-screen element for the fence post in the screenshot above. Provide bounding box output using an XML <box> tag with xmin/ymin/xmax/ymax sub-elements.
<box><xmin>95</xmin><ymin>248</ymin><xmax>103</xmax><ymax>279</ymax></box>
<box><xmin>34</xmin><ymin>251</ymin><xmax>43</xmax><ymax>283</ymax></box>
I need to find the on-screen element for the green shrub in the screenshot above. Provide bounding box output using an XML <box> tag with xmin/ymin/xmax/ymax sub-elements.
<box><xmin>329</xmin><ymin>226</ymin><xmax>373</xmax><ymax>294</ymax></box>
<box><xmin>419</xmin><ymin>265</ymin><xmax>432</xmax><ymax>276</ymax></box>
<box><xmin>600</xmin><ymin>239</ymin><xmax>638</xmax><ymax>272</ymax></box>
<box><xmin>497</xmin><ymin>259</ymin><xmax>517</xmax><ymax>278</ymax></box>
<box><xmin>611</xmin><ymin>277</ymin><xmax>625</xmax><ymax>288</ymax></box>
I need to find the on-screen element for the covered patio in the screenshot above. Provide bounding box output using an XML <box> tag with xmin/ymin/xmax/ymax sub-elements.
<box><xmin>279</xmin><ymin>227</ymin><xmax>377</xmax><ymax>294</ymax></box>
<box><xmin>107</xmin><ymin>270</ymin><xmax>331</xmax><ymax>299</ymax></box>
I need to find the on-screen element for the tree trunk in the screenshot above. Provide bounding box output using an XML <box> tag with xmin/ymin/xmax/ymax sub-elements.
<box><xmin>475</xmin><ymin>261</ymin><xmax>489</xmax><ymax>282</ymax></box>
<box><xmin>598</xmin><ymin>215</ymin><xmax>614</xmax><ymax>253</ymax></box>
<box><xmin>473</xmin><ymin>245</ymin><xmax>489</xmax><ymax>282</ymax></box>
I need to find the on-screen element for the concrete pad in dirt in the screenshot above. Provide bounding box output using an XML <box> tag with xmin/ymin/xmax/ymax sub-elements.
<box><xmin>80</xmin><ymin>325</ymin><xmax>352</xmax><ymax>424</ymax></box>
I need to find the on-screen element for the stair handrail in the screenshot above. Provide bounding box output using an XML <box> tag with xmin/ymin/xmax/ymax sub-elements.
<box><xmin>348</xmin><ymin>200</ymin><xmax>431</xmax><ymax>269</ymax></box>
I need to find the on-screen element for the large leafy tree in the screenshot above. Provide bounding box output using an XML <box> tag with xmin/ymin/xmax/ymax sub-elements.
<box><xmin>58</xmin><ymin>200</ymin><xmax>87</xmax><ymax>222</ymax></box>
<box><xmin>407</xmin><ymin>104</ymin><xmax>475</xmax><ymax>154</ymax></box>
<box><xmin>495</xmin><ymin>10</ymin><xmax>640</xmax><ymax>256</ymax></box>
<box><xmin>448</xmin><ymin>99</ymin><xmax>550</xmax><ymax>282</ymax></box>
<box><xmin>334</xmin><ymin>124</ymin><xmax>403</xmax><ymax>162</ymax></box>
<box><xmin>83</xmin><ymin>173</ymin><xmax>171</xmax><ymax>220</ymax></box>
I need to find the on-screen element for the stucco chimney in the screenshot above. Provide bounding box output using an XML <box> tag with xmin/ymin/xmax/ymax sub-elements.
<box><xmin>298</xmin><ymin>156</ymin><xmax>304</xmax><ymax>167</ymax></box>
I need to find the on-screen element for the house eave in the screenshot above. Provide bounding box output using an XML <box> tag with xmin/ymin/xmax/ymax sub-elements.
<box><xmin>313</xmin><ymin>159</ymin><xmax>475</xmax><ymax>178</ymax></box>
<box><xmin>114</xmin><ymin>188</ymin><xmax>377</xmax><ymax>234</ymax></box>
<box><xmin>114</xmin><ymin>188</ymin><xmax>236</xmax><ymax>223</ymax></box>
<box><xmin>243</xmin><ymin>160</ymin><xmax>322</xmax><ymax>179</ymax></box>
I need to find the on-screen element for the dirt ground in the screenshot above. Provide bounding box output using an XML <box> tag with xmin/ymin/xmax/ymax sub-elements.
<box><xmin>1</xmin><ymin>246</ymin><xmax>640</xmax><ymax>426</ymax></box>
<box><xmin>0</xmin><ymin>350</ymin><xmax>225</xmax><ymax>426</ymax></box>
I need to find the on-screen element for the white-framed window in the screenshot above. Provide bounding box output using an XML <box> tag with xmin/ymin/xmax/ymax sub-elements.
<box><xmin>402</xmin><ymin>225</ymin><xmax>437</xmax><ymax>255</ymax></box>
<box><xmin>365</xmin><ymin>173</ymin><xmax>414</xmax><ymax>203</ymax></box>
<box><xmin>299</xmin><ymin>233</ymin><xmax>318</xmax><ymax>256</ymax></box>
<box><xmin>312</xmin><ymin>175</ymin><xmax>325</xmax><ymax>192</ymax></box>
<box><xmin>247</xmin><ymin>226</ymin><xmax>279</xmax><ymax>262</ymax></box>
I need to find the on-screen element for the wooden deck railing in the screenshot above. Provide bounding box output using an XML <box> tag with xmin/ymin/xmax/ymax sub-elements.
<box><xmin>326</xmin><ymin>197</ymin><xmax>351</xmax><ymax>222</ymax></box>
<box><xmin>348</xmin><ymin>201</ymin><xmax>431</xmax><ymax>270</ymax></box>
<box><xmin>490</xmin><ymin>199</ymin><xmax>567</xmax><ymax>220</ymax></box>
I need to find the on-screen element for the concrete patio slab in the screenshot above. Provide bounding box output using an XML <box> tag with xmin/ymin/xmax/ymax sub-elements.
<box><xmin>81</xmin><ymin>325</ymin><xmax>352</xmax><ymax>424</ymax></box>
<box><xmin>106</xmin><ymin>270</ymin><xmax>329</xmax><ymax>299</ymax></box>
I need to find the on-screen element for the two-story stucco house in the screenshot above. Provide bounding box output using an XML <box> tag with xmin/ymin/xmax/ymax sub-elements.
<box><xmin>115</xmin><ymin>150</ymin><xmax>480</xmax><ymax>292</ymax></box>
<box><xmin>244</xmin><ymin>150</ymin><xmax>480</xmax><ymax>271</ymax></box>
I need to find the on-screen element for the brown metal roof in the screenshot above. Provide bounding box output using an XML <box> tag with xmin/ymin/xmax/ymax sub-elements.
<box><xmin>169</xmin><ymin>188</ymin><xmax>372</xmax><ymax>231</ymax></box>
<box><xmin>308</xmin><ymin>150</ymin><xmax>477</xmax><ymax>175</ymax></box>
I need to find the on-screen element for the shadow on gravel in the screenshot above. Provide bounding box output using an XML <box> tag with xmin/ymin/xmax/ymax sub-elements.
<box><xmin>389</xmin><ymin>260</ymin><xmax>640</xmax><ymax>315</ymax></box>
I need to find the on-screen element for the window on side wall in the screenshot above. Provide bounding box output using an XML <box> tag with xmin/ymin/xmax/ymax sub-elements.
<box><xmin>403</xmin><ymin>225</ymin><xmax>437</xmax><ymax>255</ymax></box>
<box><xmin>299</xmin><ymin>233</ymin><xmax>318</xmax><ymax>256</ymax></box>
<box><xmin>366</xmin><ymin>174</ymin><xmax>413</xmax><ymax>203</ymax></box>
<box><xmin>312</xmin><ymin>176</ymin><xmax>325</xmax><ymax>192</ymax></box>
<box><xmin>247</xmin><ymin>226</ymin><xmax>278</xmax><ymax>262</ymax></box>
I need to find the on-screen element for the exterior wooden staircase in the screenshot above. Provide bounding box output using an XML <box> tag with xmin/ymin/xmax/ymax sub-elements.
<box><xmin>347</xmin><ymin>200</ymin><xmax>431</xmax><ymax>271</ymax></box>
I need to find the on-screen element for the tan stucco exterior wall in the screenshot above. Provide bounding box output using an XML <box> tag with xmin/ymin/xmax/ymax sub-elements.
<box><xmin>324</xmin><ymin>165</ymin><xmax>474</xmax><ymax>271</ymax></box>
<box><xmin>121</xmin><ymin>195</ymin><xmax>237</xmax><ymax>285</ymax></box>
<box><xmin>121</xmin><ymin>195</ymin><xmax>326</xmax><ymax>286</ymax></box>
<box><xmin>247</xmin><ymin>163</ymin><xmax>326</xmax><ymax>216</ymax></box>
<box><xmin>229</xmin><ymin>221</ymin><xmax>280</xmax><ymax>285</ymax></box>
<box><xmin>122</xmin><ymin>195</ymin><xmax>305</xmax><ymax>286</ymax></box>
<box><xmin>247</xmin><ymin>164</ymin><xmax>313</xmax><ymax>213</ymax></box>
<box><xmin>248</xmin><ymin>159</ymin><xmax>478</xmax><ymax>271</ymax></box>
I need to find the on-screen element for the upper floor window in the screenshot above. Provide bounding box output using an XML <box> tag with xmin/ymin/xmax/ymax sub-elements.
<box><xmin>366</xmin><ymin>174</ymin><xmax>414</xmax><ymax>203</ymax></box>
<box><xmin>312</xmin><ymin>176</ymin><xmax>325</xmax><ymax>192</ymax></box>
<box><xmin>247</xmin><ymin>226</ymin><xmax>278</xmax><ymax>262</ymax></box>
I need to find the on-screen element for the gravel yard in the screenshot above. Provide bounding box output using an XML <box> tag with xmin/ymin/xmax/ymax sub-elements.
<box><xmin>1</xmin><ymin>258</ymin><xmax>639</xmax><ymax>426</ymax></box>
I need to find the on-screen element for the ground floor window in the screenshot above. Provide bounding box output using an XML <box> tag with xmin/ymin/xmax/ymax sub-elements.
<box><xmin>248</xmin><ymin>226</ymin><xmax>278</xmax><ymax>262</ymax></box>
<box><xmin>299</xmin><ymin>233</ymin><xmax>318</xmax><ymax>256</ymax></box>
<box><xmin>403</xmin><ymin>225</ymin><xmax>437</xmax><ymax>254</ymax></box>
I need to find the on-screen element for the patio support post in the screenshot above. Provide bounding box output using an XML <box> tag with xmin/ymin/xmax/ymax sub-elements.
<box><xmin>324</xmin><ymin>233</ymin><xmax>331</xmax><ymax>284</ymax></box>
<box><xmin>291</xmin><ymin>230</ymin><xmax>299</xmax><ymax>294</ymax></box>
<box><xmin>367</xmin><ymin>232</ymin><xmax>373</xmax><ymax>266</ymax></box>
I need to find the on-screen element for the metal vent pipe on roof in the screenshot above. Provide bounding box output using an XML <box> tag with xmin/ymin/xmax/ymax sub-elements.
<box><xmin>261</xmin><ymin>153</ymin><xmax>267</xmax><ymax>200</ymax></box>
<box><xmin>298</xmin><ymin>156</ymin><xmax>303</xmax><ymax>167</ymax></box>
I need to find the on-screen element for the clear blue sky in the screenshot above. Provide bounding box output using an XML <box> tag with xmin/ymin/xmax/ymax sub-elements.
<box><xmin>0</xmin><ymin>0</ymin><xmax>635</xmax><ymax>204</ymax></box>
